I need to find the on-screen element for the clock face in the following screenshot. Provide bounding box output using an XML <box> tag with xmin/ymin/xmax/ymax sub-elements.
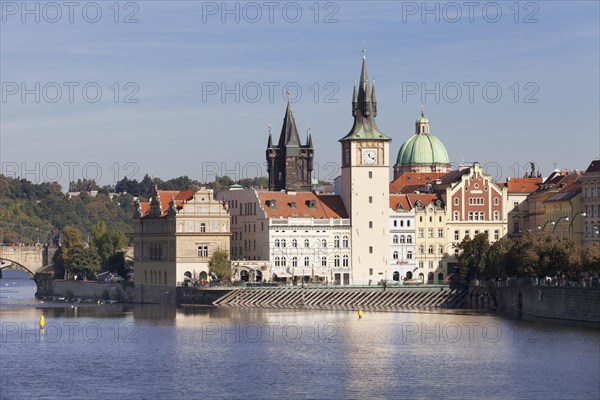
<box><xmin>362</xmin><ymin>149</ymin><xmax>377</xmax><ymax>164</ymax></box>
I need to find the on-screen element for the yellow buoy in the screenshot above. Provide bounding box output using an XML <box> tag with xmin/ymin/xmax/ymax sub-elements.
<box><xmin>39</xmin><ymin>315</ymin><xmax>45</xmax><ymax>329</ymax></box>
<box><xmin>358</xmin><ymin>309</ymin><xmax>363</xmax><ymax>319</ymax></box>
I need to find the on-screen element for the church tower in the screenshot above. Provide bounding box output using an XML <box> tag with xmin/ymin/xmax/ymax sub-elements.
<box><xmin>266</xmin><ymin>100</ymin><xmax>314</xmax><ymax>192</ymax></box>
<box><xmin>340</xmin><ymin>49</ymin><xmax>392</xmax><ymax>285</ymax></box>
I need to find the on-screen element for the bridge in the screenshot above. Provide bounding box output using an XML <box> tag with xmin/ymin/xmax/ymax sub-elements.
<box><xmin>0</xmin><ymin>245</ymin><xmax>56</xmax><ymax>278</ymax></box>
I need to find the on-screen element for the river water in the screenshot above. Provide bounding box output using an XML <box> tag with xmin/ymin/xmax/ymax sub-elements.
<box><xmin>1</xmin><ymin>270</ymin><xmax>598</xmax><ymax>400</ymax></box>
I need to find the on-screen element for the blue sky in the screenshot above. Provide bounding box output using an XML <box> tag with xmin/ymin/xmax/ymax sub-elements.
<box><xmin>1</xmin><ymin>1</ymin><xmax>599</xmax><ymax>189</ymax></box>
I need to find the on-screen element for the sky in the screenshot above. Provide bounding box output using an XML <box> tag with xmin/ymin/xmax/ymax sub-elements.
<box><xmin>1</xmin><ymin>0</ymin><xmax>599</xmax><ymax>190</ymax></box>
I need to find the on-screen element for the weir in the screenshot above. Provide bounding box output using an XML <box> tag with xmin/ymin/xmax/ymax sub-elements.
<box><xmin>178</xmin><ymin>285</ymin><xmax>469</xmax><ymax>311</ymax></box>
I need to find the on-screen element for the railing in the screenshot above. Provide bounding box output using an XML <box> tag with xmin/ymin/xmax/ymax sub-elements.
<box><xmin>472</xmin><ymin>276</ymin><xmax>599</xmax><ymax>288</ymax></box>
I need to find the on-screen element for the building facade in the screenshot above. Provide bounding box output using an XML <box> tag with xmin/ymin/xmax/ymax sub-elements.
<box><xmin>389</xmin><ymin>195</ymin><xmax>416</xmax><ymax>281</ymax></box>
<box><xmin>582</xmin><ymin>160</ymin><xmax>600</xmax><ymax>244</ymax></box>
<box><xmin>133</xmin><ymin>188</ymin><xmax>230</xmax><ymax>287</ymax></box>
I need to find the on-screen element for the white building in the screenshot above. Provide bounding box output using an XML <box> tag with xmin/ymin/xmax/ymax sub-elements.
<box><xmin>389</xmin><ymin>195</ymin><xmax>416</xmax><ymax>282</ymax></box>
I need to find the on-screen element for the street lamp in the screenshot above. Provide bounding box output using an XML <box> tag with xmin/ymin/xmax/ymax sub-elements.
<box><xmin>569</xmin><ymin>212</ymin><xmax>586</xmax><ymax>238</ymax></box>
<box><xmin>538</xmin><ymin>221</ymin><xmax>555</xmax><ymax>231</ymax></box>
<box><xmin>552</xmin><ymin>216</ymin><xmax>569</xmax><ymax>236</ymax></box>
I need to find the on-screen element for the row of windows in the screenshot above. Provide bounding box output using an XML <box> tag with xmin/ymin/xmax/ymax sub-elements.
<box><xmin>144</xmin><ymin>270</ymin><xmax>167</xmax><ymax>286</ymax></box>
<box><xmin>392</xmin><ymin>251</ymin><xmax>413</xmax><ymax>259</ymax></box>
<box><xmin>393</xmin><ymin>219</ymin><xmax>411</xmax><ymax>227</ymax></box>
<box><xmin>274</xmin><ymin>255</ymin><xmax>350</xmax><ymax>267</ymax></box>
<box><xmin>453</xmin><ymin>229</ymin><xmax>500</xmax><ymax>241</ymax></box>
<box><xmin>454</xmin><ymin>197</ymin><xmax>500</xmax><ymax>205</ymax></box>
<box><xmin>392</xmin><ymin>235</ymin><xmax>413</xmax><ymax>244</ymax></box>
<box><xmin>453</xmin><ymin>211</ymin><xmax>500</xmax><ymax>221</ymax></box>
<box><xmin>149</xmin><ymin>243</ymin><xmax>164</xmax><ymax>261</ymax></box>
<box><xmin>418</xmin><ymin>215</ymin><xmax>443</xmax><ymax>223</ymax></box>
<box><xmin>416</xmin><ymin>228</ymin><xmax>444</xmax><ymax>238</ymax></box>
<box><xmin>274</xmin><ymin>236</ymin><xmax>349</xmax><ymax>248</ymax></box>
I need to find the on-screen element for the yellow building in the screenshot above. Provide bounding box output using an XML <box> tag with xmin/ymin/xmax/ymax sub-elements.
<box><xmin>133</xmin><ymin>187</ymin><xmax>230</xmax><ymax>287</ymax></box>
<box><xmin>543</xmin><ymin>181</ymin><xmax>583</xmax><ymax>244</ymax></box>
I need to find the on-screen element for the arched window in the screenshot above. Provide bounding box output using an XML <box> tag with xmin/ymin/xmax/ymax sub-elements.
<box><xmin>281</xmin><ymin>239</ymin><xmax>286</xmax><ymax>248</ymax></box>
<box><xmin>342</xmin><ymin>255</ymin><xmax>349</xmax><ymax>267</ymax></box>
<box><xmin>400</xmin><ymin>235</ymin><xmax>406</xmax><ymax>243</ymax></box>
<box><xmin>393</xmin><ymin>235</ymin><xmax>399</xmax><ymax>244</ymax></box>
<box><xmin>342</xmin><ymin>236</ymin><xmax>349</xmax><ymax>248</ymax></box>
<box><xmin>274</xmin><ymin>256</ymin><xmax>280</xmax><ymax>267</ymax></box>
<box><xmin>454</xmin><ymin>197</ymin><xmax>459</xmax><ymax>205</ymax></box>
<box><xmin>428</xmin><ymin>245</ymin><xmax>434</xmax><ymax>254</ymax></box>
<box><xmin>275</xmin><ymin>239</ymin><xmax>280</xmax><ymax>248</ymax></box>
<box><xmin>407</xmin><ymin>251</ymin><xmax>413</xmax><ymax>259</ymax></box>
<box><xmin>304</xmin><ymin>239</ymin><xmax>310</xmax><ymax>248</ymax></box>
<box><xmin>321</xmin><ymin>256</ymin><xmax>327</xmax><ymax>267</ymax></box>
<box><xmin>393</xmin><ymin>251</ymin><xmax>399</xmax><ymax>260</ymax></box>
<box><xmin>281</xmin><ymin>257</ymin><xmax>287</xmax><ymax>267</ymax></box>
<box><xmin>304</xmin><ymin>256</ymin><xmax>310</xmax><ymax>267</ymax></box>
<box><xmin>292</xmin><ymin>239</ymin><xmax>297</xmax><ymax>248</ymax></box>
<box><xmin>494</xmin><ymin>197</ymin><xmax>499</xmax><ymax>205</ymax></box>
<box><xmin>407</xmin><ymin>235</ymin><xmax>412</xmax><ymax>243</ymax></box>
<box><xmin>321</xmin><ymin>239</ymin><xmax>327</xmax><ymax>248</ymax></box>
<box><xmin>419</xmin><ymin>245</ymin><xmax>424</xmax><ymax>254</ymax></box>
<box><xmin>334</xmin><ymin>236</ymin><xmax>340</xmax><ymax>248</ymax></box>
<box><xmin>438</xmin><ymin>244</ymin><xmax>444</xmax><ymax>254</ymax></box>
<box><xmin>292</xmin><ymin>256</ymin><xmax>298</xmax><ymax>267</ymax></box>
<box><xmin>334</xmin><ymin>255</ymin><xmax>340</xmax><ymax>267</ymax></box>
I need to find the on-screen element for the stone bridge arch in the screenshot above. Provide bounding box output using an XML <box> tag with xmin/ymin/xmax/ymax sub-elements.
<box><xmin>0</xmin><ymin>258</ymin><xmax>36</xmax><ymax>278</ymax></box>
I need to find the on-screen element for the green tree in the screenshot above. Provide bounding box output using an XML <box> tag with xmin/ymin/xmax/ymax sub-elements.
<box><xmin>582</xmin><ymin>242</ymin><xmax>600</xmax><ymax>273</ymax></box>
<box><xmin>485</xmin><ymin>237</ymin><xmax>514</xmax><ymax>278</ymax></box>
<box><xmin>67</xmin><ymin>246</ymin><xmax>101</xmax><ymax>278</ymax></box>
<box><xmin>209</xmin><ymin>249</ymin><xmax>231</xmax><ymax>279</ymax></box>
<box><xmin>458</xmin><ymin>232</ymin><xmax>491</xmax><ymax>280</ymax></box>
<box><xmin>91</xmin><ymin>220</ymin><xmax>128</xmax><ymax>274</ymax></box>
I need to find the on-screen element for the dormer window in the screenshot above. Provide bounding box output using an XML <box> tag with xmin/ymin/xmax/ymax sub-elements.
<box><xmin>266</xmin><ymin>199</ymin><xmax>277</xmax><ymax>209</ymax></box>
<box><xmin>306</xmin><ymin>199</ymin><xmax>316</xmax><ymax>209</ymax></box>
<box><xmin>289</xmin><ymin>202</ymin><xmax>296</xmax><ymax>208</ymax></box>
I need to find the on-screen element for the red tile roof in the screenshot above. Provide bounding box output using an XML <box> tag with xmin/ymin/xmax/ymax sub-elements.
<box><xmin>389</xmin><ymin>172</ymin><xmax>446</xmax><ymax>194</ymax></box>
<box><xmin>257</xmin><ymin>192</ymin><xmax>348</xmax><ymax>219</ymax></box>
<box><xmin>139</xmin><ymin>190</ymin><xmax>196</xmax><ymax>218</ymax></box>
<box><xmin>406</xmin><ymin>193</ymin><xmax>443</xmax><ymax>208</ymax></box>
<box><xmin>506</xmin><ymin>177</ymin><xmax>542</xmax><ymax>193</ymax></box>
<box><xmin>389</xmin><ymin>195</ymin><xmax>411</xmax><ymax>211</ymax></box>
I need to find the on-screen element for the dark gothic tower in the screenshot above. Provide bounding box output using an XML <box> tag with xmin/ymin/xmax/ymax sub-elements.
<box><xmin>266</xmin><ymin>100</ymin><xmax>314</xmax><ymax>192</ymax></box>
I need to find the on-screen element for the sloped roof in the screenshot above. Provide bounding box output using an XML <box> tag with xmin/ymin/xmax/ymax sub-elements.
<box><xmin>544</xmin><ymin>181</ymin><xmax>582</xmax><ymax>203</ymax></box>
<box><xmin>406</xmin><ymin>193</ymin><xmax>443</xmax><ymax>208</ymax></box>
<box><xmin>506</xmin><ymin>177</ymin><xmax>542</xmax><ymax>193</ymax></box>
<box><xmin>585</xmin><ymin>160</ymin><xmax>600</xmax><ymax>173</ymax></box>
<box><xmin>257</xmin><ymin>192</ymin><xmax>348</xmax><ymax>219</ymax></box>
<box><xmin>139</xmin><ymin>190</ymin><xmax>196</xmax><ymax>218</ymax></box>
<box><xmin>389</xmin><ymin>194</ymin><xmax>411</xmax><ymax>210</ymax></box>
<box><xmin>389</xmin><ymin>172</ymin><xmax>446</xmax><ymax>194</ymax></box>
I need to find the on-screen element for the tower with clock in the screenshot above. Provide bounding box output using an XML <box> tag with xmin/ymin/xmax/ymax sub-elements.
<box><xmin>339</xmin><ymin>50</ymin><xmax>392</xmax><ymax>285</ymax></box>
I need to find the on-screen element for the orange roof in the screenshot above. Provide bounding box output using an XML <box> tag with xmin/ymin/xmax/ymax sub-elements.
<box><xmin>406</xmin><ymin>193</ymin><xmax>443</xmax><ymax>208</ymax></box>
<box><xmin>257</xmin><ymin>192</ymin><xmax>347</xmax><ymax>219</ymax></box>
<box><xmin>140</xmin><ymin>190</ymin><xmax>196</xmax><ymax>218</ymax></box>
<box><xmin>389</xmin><ymin>194</ymin><xmax>411</xmax><ymax>211</ymax></box>
<box><xmin>389</xmin><ymin>172</ymin><xmax>446</xmax><ymax>194</ymax></box>
<box><xmin>506</xmin><ymin>177</ymin><xmax>542</xmax><ymax>193</ymax></box>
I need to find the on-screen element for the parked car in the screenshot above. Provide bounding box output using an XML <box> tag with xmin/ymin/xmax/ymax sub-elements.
<box><xmin>443</xmin><ymin>274</ymin><xmax>466</xmax><ymax>284</ymax></box>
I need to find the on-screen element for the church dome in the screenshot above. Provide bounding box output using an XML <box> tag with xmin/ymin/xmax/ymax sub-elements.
<box><xmin>396</xmin><ymin>111</ymin><xmax>449</xmax><ymax>166</ymax></box>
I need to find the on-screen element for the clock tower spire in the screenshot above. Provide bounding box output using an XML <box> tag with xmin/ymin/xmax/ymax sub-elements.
<box><xmin>339</xmin><ymin>49</ymin><xmax>392</xmax><ymax>285</ymax></box>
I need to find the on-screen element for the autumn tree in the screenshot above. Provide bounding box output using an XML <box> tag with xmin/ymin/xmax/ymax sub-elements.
<box><xmin>209</xmin><ymin>249</ymin><xmax>231</xmax><ymax>279</ymax></box>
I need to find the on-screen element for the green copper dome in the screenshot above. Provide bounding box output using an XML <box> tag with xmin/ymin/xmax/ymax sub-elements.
<box><xmin>396</xmin><ymin>112</ymin><xmax>449</xmax><ymax>166</ymax></box>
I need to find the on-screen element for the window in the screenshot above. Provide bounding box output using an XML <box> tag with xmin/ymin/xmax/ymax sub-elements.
<box><xmin>200</xmin><ymin>223</ymin><xmax>206</xmax><ymax>233</ymax></box>
<box><xmin>292</xmin><ymin>257</ymin><xmax>298</xmax><ymax>267</ymax></box>
<box><xmin>454</xmin><ymin>197</ymin><xmax>459</xmax><ymax>205</ymax></box>
<box><xmin>197</xmin><ymin>245</ymin><xmax>208</xmax><ymax>258</ymax></box>
<box><xmin>343</xmin><ymin>255</ymin><xmax>349</xmax><ymax>267</ymax></box>
<box><xmin>428</xmin><ymin>228</ymin><xmax>433</xmax><ymax>238</ymax></box>
<box><xmin>513</xmin><ymin>201</ymin><xmax>519</xmax><ymax>210</ymax></box>
<box><xmin>494</xmin><ymin>198</ymin><xmax>499</xmax><ymax>205</ymax></box>
<box><xmin>343</xmin><ymin>236</ymin><xmax>349</xmax><ymax>248</ymax></box>
<box><xmin>494</xmin><ymin>211</ymin><xmax>499</xmax><ymax>221</ymax></box>
<box><xmin>407</xmin><ymin>235</ymin><xmax>412</xmax><ymax>244</ymax></box>
<box><xmin>275</xmin><ymin>239</ymin><xmax>280</xmax><ymax>248</ymax></box>
<box><xmin>281</xmin><ymin>257</ymin><xmax>287</xmax><ymax>267</ymax></box>
<box><xmin>418</xmin><ymin>229</ymin><xmax>424</xmax><ymax>238</ymax></box>
<box><xmin>454</xmin><ymin>230</ymin><xmax>459</xmax><ymax>240</ymax></box>
<box><xmin>334</xmin><ymin>236</ymin><xmax>340</xmax><ymax>248</ymax></box>
<box><xmin>393</xmin><ymin>251</ymin><xmax>399</xmax><ymax>260</ymax></box>
<box><xmin>438</xmin><ymin>228</ymin><xmax>443</xmax><ymax>238</ymax></box>
<box><xmin>419</xmin><ymin>261</ymin><xmax>424</xmax><ymax>269</ymax></box>
<box><xmin>334</xmin><ymin>255</ymin><xmax>340</xmax><ymax>267</ymax></box>
<box><xmin>369</xmin><ymin>268</ymin><xmax>373</xmax><ymax>276</ymax></box>
<box><xmin>281</xmin><ymin>239</ymin><xmax>286</xmax><ymax>248</ymax></box>
<box><xmin>479</xmin><ymin>212</ymin><xmax>485</xmax><ymax>220</ymax></box>
<box><xmin>321</xmin><ymin>257</ymin><xmax>327</xmax><ymax>267</ymax></box>
<box><xmin>369</xmin><ymin>246</ymin><xmax>373</xmax><ymax>254</ymax></box>
<box><xmin>400</xmin><ymin>235</ymin><xmax>406</xmax><ymax>243</ymax></box>
<box><xmin>407</xmin><ymin>220</ymin><xmax>411</xmax><ymax>227</ymax></box>
<box><xmin>274</xmin><ymin>256</ymin><xmax>280</xmax><ymax>267</ymax></box>
<box><xmin>428</xmin><ymin>245</ymin><xmax>434</xmax><ymax>254</ymax></box>
<box><xmin>419</xmin><ymin>245</ymin><xmax>424</xmax><ymax>254</ymax></box>
<box><xmin>292</xmin><ymin>239</ymin><xmax>298</xmax><ymax>248</ymax></box>
<box><xmin>393</xmin><ymin>235</ymin><xmax>399</xmax><ymax>244</ymax></box>
<box><xmin>494</xmin><ymin>230</ymin><xmax>500</xmax><ymax>240</ymax></box>
<box><xmin>304</xmin><ymin>256</ymin><xmax>310</xmax><ymax>267</ymax></box>
<box><xmin>438</xmin><ymin>244</ymin><xmax>443</xmax><ymax>254</ymax></box>
<box><xmin>369</xmin><ymin>196</ymin><xmax>372</xmax><ymax>204</ymax></box>
<box><xmin>400</xmin><ymin>220</ymin><xmax>404</xmax><ymax>227</ymax></box>
<box><xmin>513</xmin><ymin>221</ymin><xmax>520</xmax><ymax>233</ymax></box>
<box><xmin>468</xmin><ymin>212</ymin><xmax>474</xmax><ymax>221</ymax></box>
<box><xmin>454</xmin><ymin>211</ymin><xmax>459</xmax><ymax>221</ymax></box>
<box><xmin>369</xmin><ymin>221</ymin><xmax>373</xmax><ymax>229</ymax></box>
<box><xmin>429</xmin><ymin>261</ymin><xmax>434</xmax><ymax>269</ymax></box>
<box><xmin>304</xmin><ymin>239</ymin><xmax>310</xmax><ymax>248</ymax></box>
<box><xmin>393</xmin><ymin>220</ymin><xmax>397</xmax><ymax>227</ymax></box>
<box><xmin>369</xmin><ymin>171</ymin><xmax>373</xmax><ymax>179</ymax></box>
<box><xmin>321</xmin><ymin>239</ymin><xmax>327</xmax><ymax>248</ymax></box>
<box><xmin>465</xmin><ymin>230</ymin><xmax>470</xmax><ymax>239</ymax></box>
<box><xmin>407</xmin><ymin>251</ymin><xmax>413</xmax><ymax>259</ymax></box>
<box><xmin>419</xmin><ymin>216</ymin><xmax>423</xmax><ymax>222</ymax></box>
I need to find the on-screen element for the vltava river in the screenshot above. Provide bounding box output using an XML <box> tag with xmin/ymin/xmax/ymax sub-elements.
<box><xmin>1</xmin><ymin>270</ymin><xmax>599</xmax><ymax>400</ymax></box>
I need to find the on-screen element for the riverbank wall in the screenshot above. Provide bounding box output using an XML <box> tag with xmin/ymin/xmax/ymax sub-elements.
<box><xmin>494</xmin><ymin>284</ymin><xmax>600</xmax><ymax>324</ymax></box>
<box><xmin>35</xmin><ymin>278</ymin><xmax>134</xmax><ymax>302</ymax></box>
